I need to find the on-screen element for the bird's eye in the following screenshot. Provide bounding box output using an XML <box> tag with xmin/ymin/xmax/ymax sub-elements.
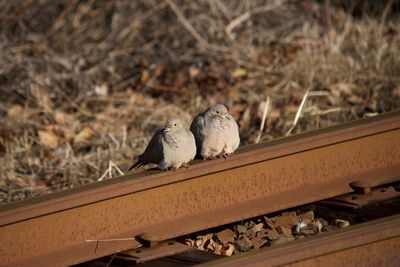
<box><xmin>216</xmin><ymin>111</ymin><xmax>219</xmax><ymax>114</ymax></box>
<box><xmin>173</xmin><ymin>123</ymin><xmax>177</xmax><ymax>127</ymax></box>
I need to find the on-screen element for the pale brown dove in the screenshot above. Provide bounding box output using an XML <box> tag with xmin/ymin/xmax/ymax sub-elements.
<box><xmin>190</xmin><ymin>104</ymin><xmax>240</xmax><ymax>159</ymax></box>
<box><xmin>129</xmin><ymin>117</ymin><xmax>196</xmax><ymax>171</ymax></box>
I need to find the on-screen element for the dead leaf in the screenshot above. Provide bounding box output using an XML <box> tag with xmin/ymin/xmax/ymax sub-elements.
<box><xmin>38</xmin><ymin>130</ymin><xmax>59</xmax><ymax>148</ymax></box>
<box><xmin>240</xmin><ymin>105</ymin><xmax>252</xmax><ymax>131</ymax></box>
<box><xmin>54</xmin><ymin>111</ymin><xmax>73</xmax><ymax>125</ymax></box>
<box><xmin>7</xmin><ymin>105</ymin><xmax>23</xmax><ymax>119</ymax></box>
<box><xmin>94</xmin><ymin>83</ymin><xmax>108</xmax><ymax>96</ymax></box>
<box><xmin>263</xmin><ymin>75</ymin><xmax>279</xmax><ymax>86</ymax></box>
<box><xmin>189</xmin><ymin>66</ymin><xmax>201</xmax><ymax>79</ymax></box>
<box><xmin>346</xmin><ymin>95</ymin><xmax>364</xmax><ymax>104</ymax></box>
<box><xmin>141</xmin><ymin>70</ymin><xmax>150</xmax><ymax>83</ymax></box>
<box><xmin>174</xmin><ymin>71</ymin><xmax>189</xmax><ymax>88</ymax></box>
<box><xmin>74</xmin><ymin>127</ymin><xmax>95</xmax><ymax>143</ymax></box>
<box><xmin>329</xmin><ymin>82</ymin><xmax>355</xmax><ymax>97</ymax></box>
<box><xmin>231</xmin><ymin>68</ymin><xmax>247</xmax><ymax>78</ymax></box>
<box><xmin>31</xmin><ymin>84</ymin><xmax>54</xmax><ymax>110</ymax></box>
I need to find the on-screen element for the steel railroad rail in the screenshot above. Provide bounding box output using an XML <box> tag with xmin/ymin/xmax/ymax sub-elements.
<box><xmin>203</xmin><ymin>213</ymin><xmax>400</xmax><ymax>267</ymax></box>
<box><xmin>0</xmin><ymin>111</ymin><xmax>399</xmax><ymax>266</ymax></box>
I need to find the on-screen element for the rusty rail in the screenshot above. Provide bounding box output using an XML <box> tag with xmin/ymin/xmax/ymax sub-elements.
<box><xmin>204</xmin><ymin>213</ymin><xmax>400</xmax><ymax>267</ymax></box>
<box><xmin>0</xmin><ymin>111</ymin><xmax>399</xmax><ymax>266</ymax></box>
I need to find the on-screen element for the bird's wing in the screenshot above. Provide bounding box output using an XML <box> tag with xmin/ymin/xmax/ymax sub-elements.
<box><xmin>190</xmin><ymin>113</ymin><xmax>205</xmax><ymax>148</ymax></box>
<box><xmin>138</xmin><ymin>129</ymin><xmax>165</xmax><ymax>165</ymax></box>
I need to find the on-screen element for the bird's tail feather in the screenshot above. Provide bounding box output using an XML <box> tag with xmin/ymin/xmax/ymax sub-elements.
<box><xmin>128</xmin><ymin>160</ymin><xmax>144</xmax><ymax>171</ymax></box>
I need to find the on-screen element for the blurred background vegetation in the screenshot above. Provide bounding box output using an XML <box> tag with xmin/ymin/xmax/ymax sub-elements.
<box><xmin>0</xmin><ymin>0</ymin><xmax>399</xmax><ymax>203</ymax></box>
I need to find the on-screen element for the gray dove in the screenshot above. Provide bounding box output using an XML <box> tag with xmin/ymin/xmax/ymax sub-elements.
<box><xmin>190</xmin><ymin>104</ymin><xmax>240</xmax><ymax>159</ymax></box>
<box><xmin>129</xmin><ymin>117</ymin><xmax>196</xmax><ymax>171</ymax></box>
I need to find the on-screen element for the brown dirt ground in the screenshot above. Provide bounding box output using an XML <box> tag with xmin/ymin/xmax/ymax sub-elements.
<box><xmin>0</xmin><ymin>0</ymin><xmax>399</xmax><ymax>204</ymax></box>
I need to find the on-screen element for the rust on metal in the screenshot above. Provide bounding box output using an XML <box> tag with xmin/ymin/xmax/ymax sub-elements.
<box><xmin>322</xmin><ymin>186</ymin><xmax>400</xmax><ymax>209</ymax></box>
<box><xmin>205</xmin><ymin>214</ymin><xmax>400</xmax><ymax>267</ymax></box>
<box><xmin>0</xmin><ymin>111</ymin><xmax>399</xmax><ymax>266</ymax></box>
<box><xmin>118</xmin><ymin>240</ymin><xmax>193</xmax><ymax>263</ymax></box>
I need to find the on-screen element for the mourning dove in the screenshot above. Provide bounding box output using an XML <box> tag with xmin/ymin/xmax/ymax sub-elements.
<box><xmin>190</xmin><ymin>104</ymin><xmax>240</xmax><ymax>159</ymax></box>
<box><xmin>129</xmin><ymin>117</ymin><xmax>196</xmax><ymax>171</ymax></box>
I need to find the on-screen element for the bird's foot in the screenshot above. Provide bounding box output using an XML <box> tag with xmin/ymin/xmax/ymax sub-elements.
<box><xmin>181</xmin><ymin>163</ymin><xmax>190</xmax><ymax>169</ymax></box>
<box><xmin>218</xmin><ymin>153</ymin><xmax>229</xmax><ymax>160</ymax></box>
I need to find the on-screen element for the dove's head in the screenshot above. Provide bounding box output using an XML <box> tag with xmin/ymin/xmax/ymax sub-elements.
<box><xmin>207</xmin><ymin>104</ymin><xmax>228</xmax><ymax>119</ymax></box>
<box><xmin>164</xmin><ymin>117</ymin><xmax>184</xmax><ymax>132</ymax></box>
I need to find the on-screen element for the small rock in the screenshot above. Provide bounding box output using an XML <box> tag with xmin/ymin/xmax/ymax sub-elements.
<box><xmin>235</xmin><ymin>236</ymin><xmax>252</xmax><ymax>252</ymax></box>
<box><xmin>195</xmin><ymin>238</ymin><xmax>203</xmax><ymax>249</ymax></box>
<box><xmin>216</xmin><ymin>229</ymin><xmax>236</xmax><ymax>246</ymax></box>
<box><xmin>235</xmin><ymin>224</ymin><xmax>247</xmax><ymax>235</ymax></box>
<box><xmin>243</xmin><ymin>221</ymin><xmax>255</xmax><ymax>229</ymax></box>
<box><xmin>334</xmin><ymin>219</ymin><xmax>350</xmax><ymax>228</ymax></box>
<box><xmin>185</xmin><ymin>239</ymin><xmax>195</xmax><ymax>246</ymax></box>
<box><xmin>251</xmin><ymin>236</ymin><xmax>268</xmax><ymax>249</ymax></box>
<box><xmin>273</xmin><ymin>212</ymin><xmax>299</xmax><ymax>228</ymax></box>
<box><xmin>255</xmin><ymin>231</ymin><xmax>267</xmax><ymax>239</ymax></box>
<box><xmin>213</xmin><ymin>244</ymin><xmax>224</xmax><ymax>255</ymax></box>
<box><xmin>206</xmin><ymin>238</ymin><xmax>219</xmax><ymax>252</ymax></box>
<box><xmin>264</xmin><ymin>216</ymin><xmax>275</xmax><ymax>229</ymax></box>
<box><xmin>322</xmin><ymin>224</ymin><xmax>335</xmax><ymax>232</ymax></box>
<box><xmin>195</xmin><ymin>234</ymin><xmax>213</xmax><ymax>250</ymax></box>
<box><xmin>300</xmin><ymin>210</ymin><xmax>314</xmax><ymax>221</ymax></box>
<box><xmin>276</xmin><ymin>226</ymin><xmax>293</xmax><ymax>237</ymax></box>
<box><xmin>224</xmin><ymin>244</ymin><xmax>235</xmax><ymax>256</ymax></box>
<box><xmin>247</xmin><ymin>229</ymin><xmax>256</xmax><ymax>240</ymax></box>
<box><xmin>250</xmin><ymin>223</ymin><xmax>264</xmax><ymax>233</ymax></box>
<box><xmin>265</xmin><ymin>229</ymin><xmax>280</xmax><ymax>240</ymax></box>
<box><xmin>313</xmin><ymin>219</ymin><xmax>324</xmax><ymax>233</ymax></box>
<box><xmin>295</xmin><ymin>220</ymin><xmax>308</xmax><ymax>233</ymax></box>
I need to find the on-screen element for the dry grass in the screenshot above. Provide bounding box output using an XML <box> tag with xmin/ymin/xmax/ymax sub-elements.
<box><xmin>0</xmin><ymin>0</ymin><xmax>399</xmax><ymax>203</ymax></box>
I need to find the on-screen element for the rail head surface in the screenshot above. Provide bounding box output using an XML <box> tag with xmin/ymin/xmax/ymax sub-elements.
<box><xmin>1</xmin><ymin>110</ymin><xmax>399</xmax><ymax>226</ymax></box>
<box><xmin>0</xmin><ymin>110</ymin><xmax>399</xmax><ymax>267</ymax></box>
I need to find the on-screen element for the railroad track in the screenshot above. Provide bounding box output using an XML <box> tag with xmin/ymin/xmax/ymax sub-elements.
<box><xmin>0</xmin><ymin>111</ymin><xmax>399</xmax><ymax>266</ymax></box>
